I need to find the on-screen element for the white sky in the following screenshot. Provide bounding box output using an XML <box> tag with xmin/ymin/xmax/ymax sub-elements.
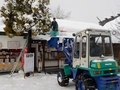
<box><xmin>50</xmin><ymin>0</ymin><xmax>120</xmax><ymax>24</ymax></box>
<box><xmin>0</xmin><ymin>0</ymin><xmax>120</xmax><ymax>24</ymax></box>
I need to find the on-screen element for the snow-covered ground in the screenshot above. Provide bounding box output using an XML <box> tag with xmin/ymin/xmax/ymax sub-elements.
<box><xmin>0</xmin><ymin>71</ymin><xmax>75</xmax><ymax>90</ymax></box>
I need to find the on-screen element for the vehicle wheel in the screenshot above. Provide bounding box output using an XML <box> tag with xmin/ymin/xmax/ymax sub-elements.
<box><xmin>75</xmin><ymin>74</ymin><xmax>96</xmax><ymax>90</ymax></box>
<box><xmin>57</xmin><ymin>69</ymin><xmax>69</xmax><ymax>86</ymax></box>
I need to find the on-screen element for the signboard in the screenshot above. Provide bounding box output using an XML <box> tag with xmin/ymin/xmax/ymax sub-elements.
<box><xmin>7</xmin><ymin>41</ymin><xmax>20</xmax><ymax>49</ymax></box>
<box><xmin>24</xmin><ymin>53</ymin><xmax>34</xmax><ymax>73</ymax></box>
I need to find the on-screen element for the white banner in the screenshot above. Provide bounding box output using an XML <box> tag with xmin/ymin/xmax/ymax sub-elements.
<box><xmin>7</xmin><ymin>41</ymin><xmax>20</xmax><ymax>49</ymax></box>
<box><xmin>24</xmin><ymin>53</ymin><xmax>34</xmax><ymax>73</ymax></box>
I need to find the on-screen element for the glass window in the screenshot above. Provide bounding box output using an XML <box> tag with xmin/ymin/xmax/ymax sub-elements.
<box><xmin>49</xmin><ymin>52</ymin><xmax>57</xmax><ymax>60</ymax></box>
<box><xmin>104</xmin><ymin>36</ymin><xmax>112</xmax><ymax>56</ymax></box>
<box><xmin>74</xmin><ymin>36</ymin><xmax>80</xmax><ymax>58</ymax></box>
<box><xmin>82</xmin><ymin>36</ymin><xmax>86</xmax><ymax>58</ymax></box>
<box><xmin>90</xmin><ymin>35</ymin><xmax>112</xmax><ymax>57</ymax></box>
<box><xmin>90</xmin><ymin>36</ymin><xmax>101</xmax><ymax>56</ymax></box>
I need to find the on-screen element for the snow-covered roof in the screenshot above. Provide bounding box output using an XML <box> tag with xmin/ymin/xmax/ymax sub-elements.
<box><xmin>33</xmin><ymin>19</ymin><xmax>107</xmax><ymax>41</ymax></box>
<box><xmin>0</xmin><ymin>18</ymin><xmax>120</xmax><ymax>43</ymax></box>
<box><xmin>56</xmin><ymin>19</ymin><xmax>120</xmax><ymax>43</ymax></box>
<box><xmin>57</xmin><ymin>19</ymin><xmax>106</xmax><ymax>32</ymax></box>
<box><xmin>103</xmin><ymin>17</ymin><xmax>120</xmax><ymax>43</ymax></box>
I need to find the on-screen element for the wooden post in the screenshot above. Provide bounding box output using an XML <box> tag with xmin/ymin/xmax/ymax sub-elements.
<box><xmin>24</xmin><ymin>72</ymin><xmax>34</xmax><ymax>78</ymax></box>
<box><xmin>28</xmin><ymin>29</ymin><xmax>32</xmax><ymax>53</ymax></box>
<box><xmin>25</xmin><ymin>30</ymin><xmax>32</xmax><ymax>77</ymax></box>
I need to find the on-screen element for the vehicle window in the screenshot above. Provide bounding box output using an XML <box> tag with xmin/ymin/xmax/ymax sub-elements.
<box><xmin>74</xmin><ymin>36</ymin><xmax>80</xmax><ymax>58</ymax></box>
<box><xmin>82</xmin><ymin>36</ymin><xmax>86</xmax><ymax>58</ymax></box>
<box><xmin>90</xmin><ymin>35</ymin><xmax>112</xmax><ymax>57</ymax></box>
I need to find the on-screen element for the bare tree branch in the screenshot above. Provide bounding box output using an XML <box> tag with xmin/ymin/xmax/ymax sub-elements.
<box><xmin>51</xmin><ymin>5</ymin><xmax>71</xmax><ymax>19</ymax></box>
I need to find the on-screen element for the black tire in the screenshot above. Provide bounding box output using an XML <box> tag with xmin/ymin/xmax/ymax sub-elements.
<box><xmin>75</xmin><ymin>74</ymin><xmax>96</xmax><ymax>90</ymax></box>
<box><xmin>57</xmin><ymin>69</ymin><xmax>69</xmax><ymax>86</ymax></box>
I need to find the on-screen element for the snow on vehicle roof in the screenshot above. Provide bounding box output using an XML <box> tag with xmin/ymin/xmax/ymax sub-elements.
<box><xmin>92</xmin><ymin>59</ymin><xmax>115</xmax><ymax>62</ymax></box>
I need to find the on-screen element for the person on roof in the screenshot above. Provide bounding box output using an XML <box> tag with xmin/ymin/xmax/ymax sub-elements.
<box><xmin>50</xmin><ymin>18</ymin><xmax>59</xmax><ymax>36</ymax></box>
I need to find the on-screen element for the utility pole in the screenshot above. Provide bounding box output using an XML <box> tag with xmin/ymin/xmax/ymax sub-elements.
<box><xmin>28</xmin><ymin>29</ymin><xmax>32</xmax><ymax>53</ymax></box>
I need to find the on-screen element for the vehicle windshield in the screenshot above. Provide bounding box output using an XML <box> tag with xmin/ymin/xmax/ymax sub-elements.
<box><xmin>90</xmin><ymin>35</ymin><xmax>112</xmax><ymax>57</ymax></box>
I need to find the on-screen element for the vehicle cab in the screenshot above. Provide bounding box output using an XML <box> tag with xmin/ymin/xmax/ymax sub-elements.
<box><xmin>72</xmin><ymin>29</ymin><xmax>120</xmax><ymax>76</ymax></box>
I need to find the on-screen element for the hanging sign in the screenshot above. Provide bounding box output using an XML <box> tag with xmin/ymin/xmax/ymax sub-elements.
<box><xmin>7</xmin><ymin>41</ymin><xmax>20</xmax><ymax>49</ymax></box>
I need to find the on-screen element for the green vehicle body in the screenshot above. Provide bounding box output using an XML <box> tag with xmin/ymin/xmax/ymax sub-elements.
<box><xmin>62</xmin><ymin>59</ymin><xmax>120</xmax><ymax>77</ymax></box>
